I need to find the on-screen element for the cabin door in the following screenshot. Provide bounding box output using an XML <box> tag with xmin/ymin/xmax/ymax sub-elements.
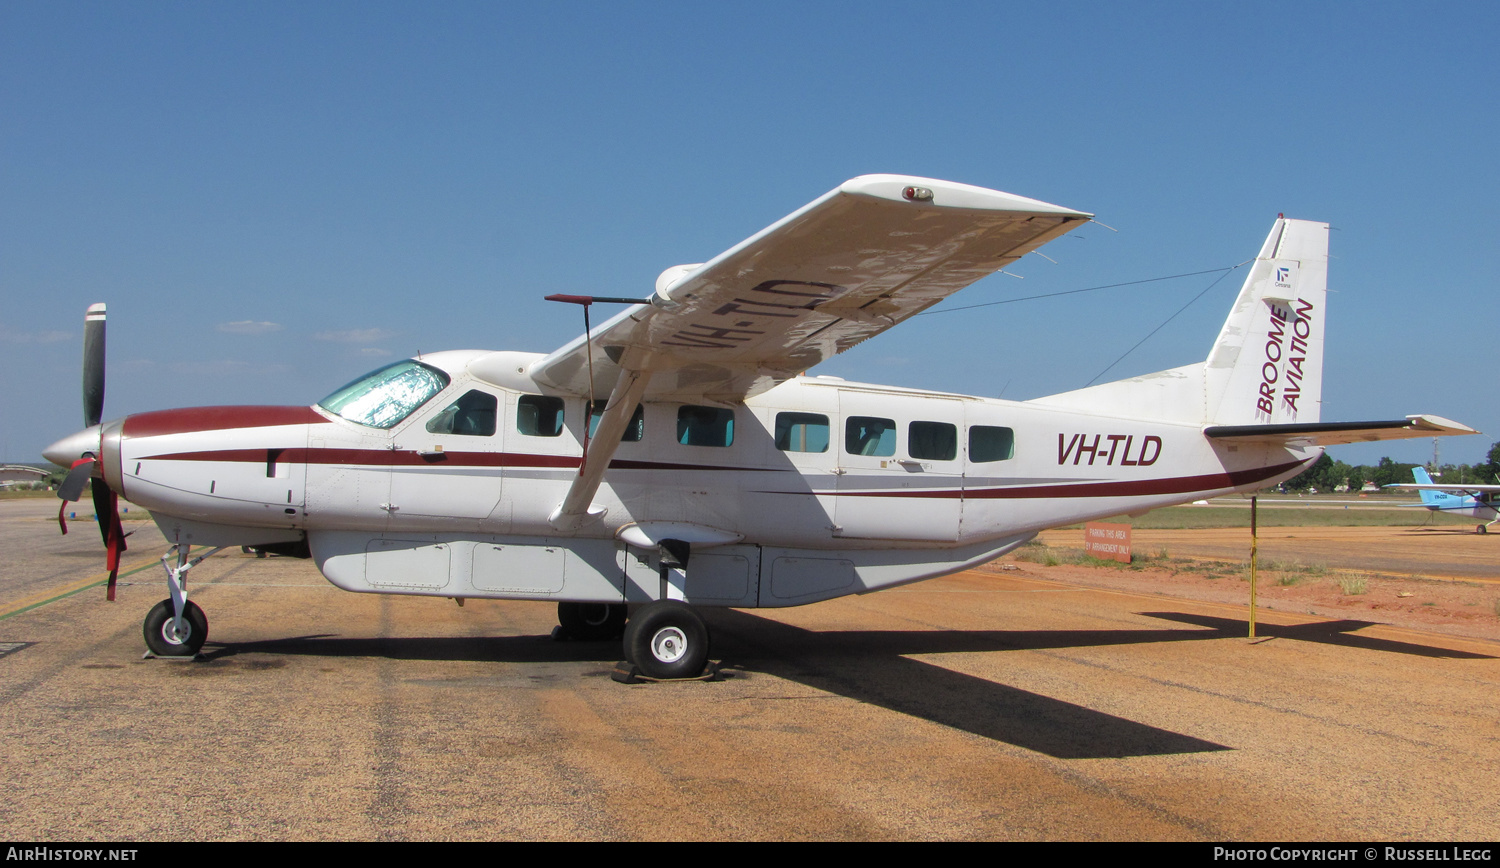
<box><xmin>834</xmin><ymin>391</ymin><xmax>963</xmax><ymax>542</ymax></box>
<box><xmin>384</xmin><ymin>387</ymin><xmax>507</xmax><ymax>523</ymax></box>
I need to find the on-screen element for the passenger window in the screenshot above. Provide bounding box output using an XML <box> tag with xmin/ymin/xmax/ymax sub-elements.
<box><xmin>775</xmin><ymin>412</ymin><xmax>829</xmax><ymax>453</ymax></box>
<box><xmin>970</xmin><ymin>426</ymin><xmax>1016</xmax><ymax>462</ymax></box>
<box><xmin>426</xmin><ymin>390</ymin><xmax>498</xmax><ymax>436</ymax></box>
<box><xmin>846</xmin><ymin>416</ymin><xmax>896</xmax><ymax>457</ymax></box>
<box><xmin>517</xmin><ymin>395</ymin><xmax>565</xmax><ymax>437</ymax></box>
<box><xmin>588</xmin><ymin>400</ymin><xmax>645</xmax><ymax>442</ymax></box>
<box><xmin>909</xmin><ymin>421</ymin><xmax>957</xmax><ymax>461</ymax></box>
<box><xmin>677</xmin><ymin>406</ymin><xmax>734</xmax><ymax>447</ymax></box>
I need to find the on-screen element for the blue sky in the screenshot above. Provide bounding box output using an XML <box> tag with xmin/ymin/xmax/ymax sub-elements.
<box><xmin>4</xmin><ymin>2</ymin><xmax>1496</xmax><ymax>467</ymax></box>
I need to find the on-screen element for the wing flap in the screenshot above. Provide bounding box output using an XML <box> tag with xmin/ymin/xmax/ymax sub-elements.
<box><xmin>530</xmin><ymin>175</ymin><xmax>1090</xmax><ymax>402</ymax></box>
<box><xmin>1203</xmin><ymin>415</ymin><xmax>1478</xmax><ymax>446</ymax></box>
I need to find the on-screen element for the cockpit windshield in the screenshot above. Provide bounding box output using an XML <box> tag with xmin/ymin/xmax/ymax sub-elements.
<box><xmin>317</xmin><ymin>360</ymin><xmax>451</xmax><ymax>429</ymax></box>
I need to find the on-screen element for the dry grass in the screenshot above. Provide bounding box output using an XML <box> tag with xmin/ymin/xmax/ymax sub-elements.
<box><xmin>1015</xmin><ymin>543</ymin><xmax>1401</xmax><ymax>605</ymax></box>
<box><xmin>1084</xmin><ymin>502</ymin><xmax>1475</xmax><ymax>529</ymax></box>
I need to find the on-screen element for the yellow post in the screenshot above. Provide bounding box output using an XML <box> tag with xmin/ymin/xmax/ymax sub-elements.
<box><xmin>1249</xmin><ymin>495</ymin><xmax>1258</xmax><ymax>639</ymax></box>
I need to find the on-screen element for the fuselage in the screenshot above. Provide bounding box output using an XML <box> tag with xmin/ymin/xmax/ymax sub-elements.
<box><xmin>87</xmin><ymin>349</ymin><xmax>1312</xmax><ymax>557</ymax></box>
<box><xmin>1416</xmin><ymin>489</ymin><xmax>1499</xmax><ymax>522</ymax></box>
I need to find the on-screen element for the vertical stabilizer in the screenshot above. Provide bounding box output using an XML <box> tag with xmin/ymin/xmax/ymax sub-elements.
<box><xmin>1412</xmin><ymin>467</ymin><xmax>1443</xmax><ymax>507</ymax></box>
<box><xmin>1205</xmin><ymin>218</ymin><xmax>1329</xmax><ymax>426</ymax></box>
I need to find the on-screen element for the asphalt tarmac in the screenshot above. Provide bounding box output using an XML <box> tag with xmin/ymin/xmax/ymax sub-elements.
<box><xmin>2</xmin><ymin>498</ymin><xmax>1497</xmax><ymax>841</ymax></box>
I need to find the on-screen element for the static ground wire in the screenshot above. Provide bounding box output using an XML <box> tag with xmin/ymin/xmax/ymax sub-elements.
<box><xmin>918</xmin><ymin>260</ymin><xmax>1252</xmax><ymax>388</ymax></box>
<box><xmin>917</xmin><ymin>264</ymin><xmax>1243</xmax><ymax>317</ymax></box>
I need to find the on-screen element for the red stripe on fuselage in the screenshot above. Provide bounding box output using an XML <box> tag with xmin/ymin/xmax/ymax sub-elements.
<box><xmin>762</xmin><ymin>459</ymin><xmax>1309</xmax><ymax>500</ymax></box>
<box><xmin>137</xmin><ymin>447</ymin><xmax>772</xmax><ymax>473</ymax></box>
<box><xmin>839</xmin><ymin>459</ymin><xmax>1306</xmax><ymax>499</ymax></box>
<box><xmin>130</xmin><ymin>447</ymin><xmax>1306</xmax><ymax>499</ymax></box>
<box><xmin>123</xmin><ymin>406</ymin><xmax>326</xmax><ymax>438</ymax></box>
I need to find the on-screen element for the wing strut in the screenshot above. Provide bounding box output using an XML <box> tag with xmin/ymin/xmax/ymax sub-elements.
<box><xmin>548</xmin><ymin>367</ymin><xmax>653</xmax><ymax>531</ymax></box>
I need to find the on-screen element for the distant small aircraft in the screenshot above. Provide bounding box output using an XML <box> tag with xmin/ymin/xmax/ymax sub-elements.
<box><xmin>1387</xmin><ymin>467</ymin><xmax>1500</xmax><ymax>534</ymax></box>
<box><xmin>43</xmin><ymin>175</ymin><xmax>1478</xmax><ymax>678</ymax></box>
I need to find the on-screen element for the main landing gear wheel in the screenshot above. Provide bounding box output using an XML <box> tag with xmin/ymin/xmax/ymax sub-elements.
<box><xmin>143</xmin><ymin>599</ymin><xmax>208</xmax><ymax>657</ymax></box>
<box><xmin>622</xmin><ymin>601</ymin><xmax>709</xmax><ymax>680</ymax></box>
<box><xmin>557</xmin><ymin>602</ymin><xmax>627</xmax><ymax>641</ymax></box>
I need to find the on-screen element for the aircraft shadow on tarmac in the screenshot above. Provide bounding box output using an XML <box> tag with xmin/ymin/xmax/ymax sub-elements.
<box><xmin>1137</xmin><ymin>612</ymin><xmax>1494</xmax><ymax>660</ymax></box>
<box><xmin>199</xmin><ymin>633</ymin><xmax>622</xmax><ymax>665</ymax></box>
<box><xmin>194</xmin><ymin>608</ymin><xmax>1488</xmax><ymax>760</ymax></box>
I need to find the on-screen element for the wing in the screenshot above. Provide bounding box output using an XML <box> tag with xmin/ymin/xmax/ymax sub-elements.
<box><xmin>525</xmin><ymin>175</ymin><xmax>1090</xmax><ymax>403</ymax></box>
<box><xmin>1203</xmin><ymin>415</ymin><xmax>1479</xmax><ymax>447</ymax></box>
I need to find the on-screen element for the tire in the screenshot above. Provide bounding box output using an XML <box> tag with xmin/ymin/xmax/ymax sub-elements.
<box><xmin>557</xmin><ymin>602</ymin><xmax>626</xmax><ymax>641</ymax></box>
<box><xmin>623</xmin><ymin>601</ymin><xmax>708</xmax><ymax>680</ymax></box>
<box><xmin>143</xmin><ymin>599</ymin><xmax>208</xmax><ymax>657</ymax></box>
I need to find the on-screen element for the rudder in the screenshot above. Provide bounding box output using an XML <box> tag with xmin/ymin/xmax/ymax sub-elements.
<box><xmin>1205</xmin><ymin>218</ymin><xmax>1329</xmax><ymax>426</ymax></box>
<box><xmin>1412</xmin><ymin>467</ymin><xmax>1443</xmax><ymax>507</ymax></box>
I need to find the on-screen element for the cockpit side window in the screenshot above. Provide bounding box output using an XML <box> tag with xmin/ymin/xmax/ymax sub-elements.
<box><xmin>318</xmin><ymin>360</ymin><xmax>451</xmax><ymax>429</ymax></box>
<box><xmin>426</xmin><ymin>390</ymin><xmax>498</xmax><ymax>436</ymax></box>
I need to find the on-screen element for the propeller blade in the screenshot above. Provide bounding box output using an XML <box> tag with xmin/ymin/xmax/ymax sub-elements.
<box><xmin>57</xmin><ymin>458</ymin><xmax>95</xmax><ymax>502</ymax></box>
<box><xmin>83</xmin><ymin>303</ymin><xmax>106</xmax><ymax>428</ymax></box>
<box><xmin>90</xmin><ymin>478</ymin><xmax>113</xmax><ymax>547</ymax></box>
<box><xmin>91</xmin><ymin>478</ymin><xmax>127</xmax><ymax>601</ymax></box>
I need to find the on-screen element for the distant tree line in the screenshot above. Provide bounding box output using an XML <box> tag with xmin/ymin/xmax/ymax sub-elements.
<box><xmin>1281</xmin><ymin>441</ymin><xmax>1500</xmax><ymax>492</ymax></box>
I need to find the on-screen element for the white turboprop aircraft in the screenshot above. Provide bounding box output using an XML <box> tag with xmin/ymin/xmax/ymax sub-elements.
<box><xmin>44</xmin><ymin>175</ymin><xmax>1477</xmax><ymax>679</ymax></box>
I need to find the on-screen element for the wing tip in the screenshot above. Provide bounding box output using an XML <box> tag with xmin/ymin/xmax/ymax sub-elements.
<box><xmin>1405</xmin><ymin>414</ymin><xmax>1481</xmax><ymax>436</ymax></box>
<box><xmin>839</xmin><ymin>175</ymin><xmax>1091</xmax><ymax>218</ymax></box>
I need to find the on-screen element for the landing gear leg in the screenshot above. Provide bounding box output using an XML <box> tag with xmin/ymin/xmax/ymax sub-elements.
<box><xmin>621</xmin><ymin>600</ymin><xmax>710</xmax><ymax>679</ymax></box>
<box><xmin>144</xmin><ymin>544</ymin><xmax>226</xmax><ymax>657</ymax></box>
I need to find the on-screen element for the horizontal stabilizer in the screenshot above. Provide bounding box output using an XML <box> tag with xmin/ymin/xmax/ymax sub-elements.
<box><xmin>1203</xmin><ymin>415</ymin><xmax>1477</xmax><ymax>447</ymax></box>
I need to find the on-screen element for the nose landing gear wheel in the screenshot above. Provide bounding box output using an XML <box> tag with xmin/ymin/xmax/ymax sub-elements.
<box><xmin>622</xmin><ymin>601</ymin><xmax>709</xmax><ymax>680</ymax></box>
<box><xmin>557</xmin><ymin>602</ymin><xmax>627</xmax><ymax>641</ymax></box>
<box><xmin>143</xmin><ymin>599</ymin><xmax>208</xmax><ymax>657</ymax></box>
